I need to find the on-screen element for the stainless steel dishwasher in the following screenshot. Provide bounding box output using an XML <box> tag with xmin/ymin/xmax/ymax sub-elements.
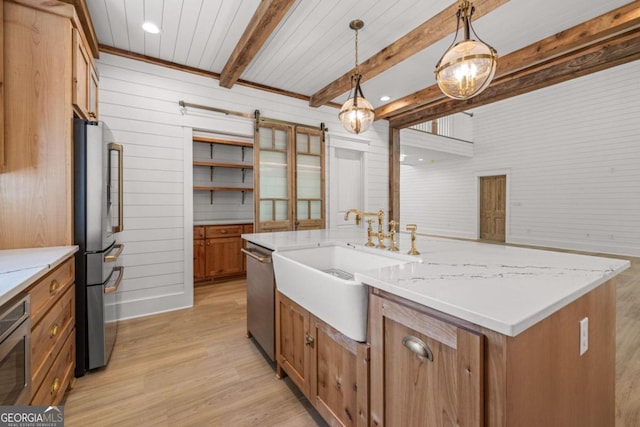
<box><xmin>242</xmin><ymin>242</ymin><xmax>275</xmax><ymax>361</ymax></box>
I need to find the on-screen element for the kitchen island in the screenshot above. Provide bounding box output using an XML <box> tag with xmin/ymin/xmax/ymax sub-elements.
<box><xmin>242</xmin><ymin>229</ymin><xmax>629</xmax><ymax>426</ymax></box>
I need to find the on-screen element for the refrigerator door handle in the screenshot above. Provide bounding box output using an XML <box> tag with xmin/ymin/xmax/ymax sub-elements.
<box><xmin>108</xmin><ymin>142</ymin><xmax>124</xmax><ymax>233</ymax></box>
<box><xmin>104</xmin><ymin>266</ymin><xmax>124</xmax><ymax>294</ymax></box>
<box><xmin>104</xmin><ymin>244</ymin><xmax>124</xmax><ymax>263</ymax></box>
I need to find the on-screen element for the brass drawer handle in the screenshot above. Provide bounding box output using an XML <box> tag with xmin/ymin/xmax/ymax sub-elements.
<box><xmin>220</xmin><ymin>229</ymin><xmax>228</xmax><ymax>234</ymax></box>
<box><xmin>50</xmin><ymin>323</ymin><xmax>60</xmax><ymax>338</ymax></box>
<box><xmin>402</xmin><ymin>335</ymin><xmax>433</xmax><ymax>362</ymax></box>
<box><xmin>49</xmin><ymin>280</ymin><xmax>60</xmax><ymax>294</ymax></box>
<box><xmin>51</xmin><ymin>377</ymin><xmax>61</xmax><ymax>394</ymax></box>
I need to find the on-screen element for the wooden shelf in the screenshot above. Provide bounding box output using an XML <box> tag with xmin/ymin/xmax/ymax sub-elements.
<box><xmin>194</xmin><ymin>186</ymin><xmax>253</xmax><ymax>192</ymax></box>
<box><xmin>193</xmin><ymin>161</ymin><xmax>254</xmax><ymax>169</ymax></box>
<box><xmin>193</xmin><ymin>136</ymin><xmax>253</xmax><ymax>148</ymax></box>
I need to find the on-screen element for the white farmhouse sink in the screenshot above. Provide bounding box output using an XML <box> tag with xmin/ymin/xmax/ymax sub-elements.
<box><xmin>272</xmin><ymin>244</ymin><xmax>416</xmax><ymax>342</ymax></box>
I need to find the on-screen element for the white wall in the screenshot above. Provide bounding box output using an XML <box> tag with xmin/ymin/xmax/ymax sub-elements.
<box><xmin>97</xmin><ymin>53</ymin><xmax>389</xmax><ymax>320</ymax></box>
<box><xmin>401</xmin><ymin>61</ymin><xmax>640</xmax><ymax>257</ymax></box>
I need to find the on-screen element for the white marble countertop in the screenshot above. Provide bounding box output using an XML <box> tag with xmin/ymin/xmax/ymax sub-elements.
<box><xmin>195</xmin><ymin>219</ymin><xmax>253</xmax><ymax>226</ymax></box>
<box><xmin>0</xmin><ymin>246</ymin><xmax>78</xmax><ymax>307</ymax></box>
<box><xmin>243</xmin><ymin>230</ymin><xmax>630</xmax><ymax>336</ymax></box>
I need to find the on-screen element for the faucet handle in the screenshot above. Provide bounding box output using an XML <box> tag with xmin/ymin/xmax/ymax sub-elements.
<box><xmin>406</xmin><ymin>224</ymin><xmax>420</xmax><ymax>255</ymax></box>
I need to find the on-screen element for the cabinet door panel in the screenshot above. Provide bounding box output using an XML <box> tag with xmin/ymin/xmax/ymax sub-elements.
<box><xmin>370</xmin><ymin>294</ymin><xmax>483</xmax><ymax>427</ymax></box>
<box><xmin>205</xmin><ymin>237</ymin><xmax>243</xmax><ymax>277</ymax></box>
<box><xmin>193</xmin><ymin>240</ymin><xmax>205</xmax><ymax>280</ymax></box>
<box><xmin>72</xmin><ymin>28</ymin><xmax>90</xmax><ymax>119</ymax></box>
<box><xmin>276</xmin><ymin>292</ymin><xmax>310</xmax><ymax>397</ymax></box>
<box><xmin>310</xmin><ymin>315</ymin><xmax>367</xmax><ymax>427</ymax></box>
<box><xmin>384</xmin><ymin>318</ymin><xmax>458</xmax><ymax>426</ymax></box>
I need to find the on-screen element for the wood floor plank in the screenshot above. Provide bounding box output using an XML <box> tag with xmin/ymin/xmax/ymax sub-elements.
<box><xmin>63</xmin><ymin>280</ymin><xmax>324</xmax><ymax>427</ymax></box>
<box><xmin>63</xmin><ymin>255</ymin><xmax>640</xmax><ymax>427</ymax></box>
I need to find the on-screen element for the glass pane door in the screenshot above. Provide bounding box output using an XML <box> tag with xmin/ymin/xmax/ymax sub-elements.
<box><xmin>295</xmin><ymin>128</ymin><xmax>324</xmax><ymax>229</ymax></box>
<box><xmin>256</xmin><ymin>125</ymin><xmax>292</xmax><ymax>231</ymax></box>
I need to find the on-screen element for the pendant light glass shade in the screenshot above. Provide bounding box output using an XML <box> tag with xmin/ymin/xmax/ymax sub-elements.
<box><xmin>435</xmin><ymin>1</ymin><xmax>497</xmax><ymax>100</ymax></box>
<box><xmin>339</xmin><ymin>75</ymin><xmax>375</xmax><ymax>134</ymax></box>
<box><xmin>339</xmin><ymin>20</ymin><xmax>374</xmax><ymax>134</ymax></box>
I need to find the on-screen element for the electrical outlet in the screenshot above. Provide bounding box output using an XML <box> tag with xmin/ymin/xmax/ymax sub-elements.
<box><xmin>579</xmin><ymin>317</ymin><xmax>589</xmax><ymax>356</ymax></box>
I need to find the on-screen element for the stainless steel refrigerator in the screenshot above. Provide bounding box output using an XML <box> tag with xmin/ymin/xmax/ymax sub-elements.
<box><xmin>73</xmin><ymin>119</ymin><xmax>124</xmax><ymax>376</ymax></box>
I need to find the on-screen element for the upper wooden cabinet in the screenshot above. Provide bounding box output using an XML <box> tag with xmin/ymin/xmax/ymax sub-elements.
<box><xmin>254</xmin><ymin>123</ymin><xmax>325</xmax><ymax>232</ymax></box>
<box><xmin>72</xmin><ymin>27</ymin><xmax>98</xmax><ymax>121</ymax></box>
<box><xmin>1</xmin><ymin>1</ymin><xmax>77</xmax><ymax>248</ymax></box>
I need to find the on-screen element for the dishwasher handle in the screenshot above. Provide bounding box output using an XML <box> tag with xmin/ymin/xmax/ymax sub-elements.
<box><xmin>241</xmin><ymin>248</ymin><xmax>271</xmax><ymax>264</ymax></box>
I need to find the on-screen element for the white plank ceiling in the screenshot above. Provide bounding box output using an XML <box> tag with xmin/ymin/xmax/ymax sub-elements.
<box><xmin>88</xmin><ymin>0</ymin><xmax>632</xmax><ymax>108</ymax></box>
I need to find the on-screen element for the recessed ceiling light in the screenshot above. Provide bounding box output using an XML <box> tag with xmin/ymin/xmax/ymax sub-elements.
<box><xmin>418</xmin><ymin>158</ymin><xmax>424</xmax><ymax>162</ymax></box>
<box><xmin>142</xmin><ymin>22</ymin><xmax>160</xmax><ymax>34</ymax></box>
<box><xmin>380</xmin><ymin>95</ymin><xmax>391</xmax><ymax>102</ymax></box>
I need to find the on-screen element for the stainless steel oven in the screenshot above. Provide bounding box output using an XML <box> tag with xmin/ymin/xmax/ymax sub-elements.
<box><xmin>0</xmin><ymin>294</ymin><xmax>31</xmax><ymax>405</ymax></box>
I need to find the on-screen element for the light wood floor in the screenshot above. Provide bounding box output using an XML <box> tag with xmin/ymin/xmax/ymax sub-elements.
<box><xmin>64</xmin><ymin>255</ymin><xmax>640</xmax><ymax>427</ymax></box>
<box><xmin>63</xmin><ymin>281</ymin><xmax>324</xmax><ymax>427</ymax></box>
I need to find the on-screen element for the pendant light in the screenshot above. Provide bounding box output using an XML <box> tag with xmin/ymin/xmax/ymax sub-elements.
<box><xmin>435</xmin><ymin>0</ymin><xmax>498</xmax><ymax>100</ymax></box>
<box><xmin>339</xmin><ymin>20</ymin><xmax>375</xmax><ymax>134</ymax></box>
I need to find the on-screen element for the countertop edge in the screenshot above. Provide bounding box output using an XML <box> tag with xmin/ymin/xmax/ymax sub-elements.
<box><xmin>0</xmin><ymin>246</ymin><xmax>78</xmax><ymax>307</ymax></box>
<box><xmin>357</xmin><ymin>259</ymin><xmax>631</xmax><ymax>337</ymax></box>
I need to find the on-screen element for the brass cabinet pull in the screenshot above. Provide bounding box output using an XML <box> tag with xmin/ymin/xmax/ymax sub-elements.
<box><xmin>49</xmin><ymin>323</ymin><xmax>60</xmax><ymax>338</ymax></box>
<box><xmin>220</xmin><ymin>229</ymin><xmax>228</xmax><ymax>234</ymax></box>
<box><xmin>108</xmin><ymin>142</ymin><xmax>124</xmax><ymax>233</ymax></box>
<box><xmin>305</xmin><ymin>334</ymin><xmax>314</xmax><ymax>347</ymax></box>
<box><xmin>49</xmin><ymin>280</ymin><xmax>60</xmax><ymax>294</ymax></box>
<box><xmin>104</xmin><ymin>243</ymin><xmax>124</xmax><ymax>262</ymax></box>
<box><xmin>105</xmin><ymin>266</ymin><xmax>124</xmax><ymax>294</ymax></box>
<box><xmin>51</xmin><ymin>377</ymin><xmax>61</xmax><ymax>394</ymax></box>
<box><xmin>402</xmin><ymin>335</ymin><xmax>433</xmax><ymax>361</ymax></box>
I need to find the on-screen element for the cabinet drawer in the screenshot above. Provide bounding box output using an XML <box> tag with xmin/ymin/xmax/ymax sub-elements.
<box><xmin>31</xmin><ymin>330</ymin><xmax>75</xmax><ymax>406</ymax></box>
<box><xmin>206</xmin><ymin>225</ymin><xmax>243</xmax><ymax>238</ymax></box>
<box><xmin>31</xmin><ymin>285</ymin><xmax>75</xmax><ymax>390</ymax></box>
<box><xmin>243</xmin><ymin>224</ymin><xmax>254</xmax><ymax>234</ymax></box>
<box><xmin>29</xmin><ymin>257</ymin><xmax>74</xmax><ymax>325</ymax></box>
<box><xmin>194</xmin><ymin>226</ymin><xmax>205</xmax><ymax>239</ymax></box>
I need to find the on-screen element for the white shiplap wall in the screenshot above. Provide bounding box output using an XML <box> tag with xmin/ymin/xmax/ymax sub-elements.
<box><xmin>97</xmin><ymin>52</ymin><xmax>389</xmax><ymax>320</ymax></box>
<box><xmin>401</xmin><ymin>61</ymin><xmax>640</xmax><ymax>256</ymax></box>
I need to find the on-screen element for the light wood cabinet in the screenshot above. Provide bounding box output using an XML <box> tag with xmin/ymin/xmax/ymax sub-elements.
<box><xmin>0</xmin><ymin>0</ymin><xmax>97</xmax><ymax>249</ymax></box>
<box><xmin>205</xmin><ymin>236</ymin><xmax>243</xmax><ymax>277</ymax></box>
<box><xmin>369</xmin><ymin>292</ymin><xmax>483</xmax><ymax>427</ymax></box>
<box><xmin>193</xmin><ymin>238</ymin><xmax>205</xmax><ymax>280</ymax></box>
<box><xmin>27</xmin><ymin>255</ymin><xmax>76</xmax><ymax>405</ymax></box>
<box><xmin>72</xmin><ymin>26</ymin><xmax>98</xmax><ymax>120</ymax></box>
<box><xmin>194</xmin><ymin>224</ymin><xmax>251</xmax><ymax>283</ymax></box>
<box><xmin>276</xmin><ymin>291</ymin><xmax>369</xmax><ymax>426</ymax></box>
<box><xmin>369</xmin><ymin>280</ymin><xmax>616</xmax><ymax>426</ymax></box>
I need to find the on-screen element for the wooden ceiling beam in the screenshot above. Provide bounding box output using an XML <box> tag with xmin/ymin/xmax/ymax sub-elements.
<box><xmin>377</xmin><ymin>1</ymin><xmax>640</xmax><ymax>121</ymax></box>
<box><xmin>308</xmin><ymin>0</ymin><xmax>509</xmax><ymax>108</ymax></box>
<box><xmin>389</xmin><ymin>29</ymin><xmax>640</xmax><ymax>128</ymax></box>
<box><xmin>219</xmin><ymin>0</ymin><xmax>297</xmax><ymax>89</ymax></box>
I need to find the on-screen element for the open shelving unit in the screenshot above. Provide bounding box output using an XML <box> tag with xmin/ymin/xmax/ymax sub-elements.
<box><xmin>193</xmin><ymin>135</ymin><xmax>254</xmax><ymax>205</ymax></box>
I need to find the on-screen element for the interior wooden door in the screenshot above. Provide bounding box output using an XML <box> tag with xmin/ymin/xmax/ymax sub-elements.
<box><xmin>480</xmin><ymin>175</ymin><xmax>506</xmax><ymax>242</ymax></box>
